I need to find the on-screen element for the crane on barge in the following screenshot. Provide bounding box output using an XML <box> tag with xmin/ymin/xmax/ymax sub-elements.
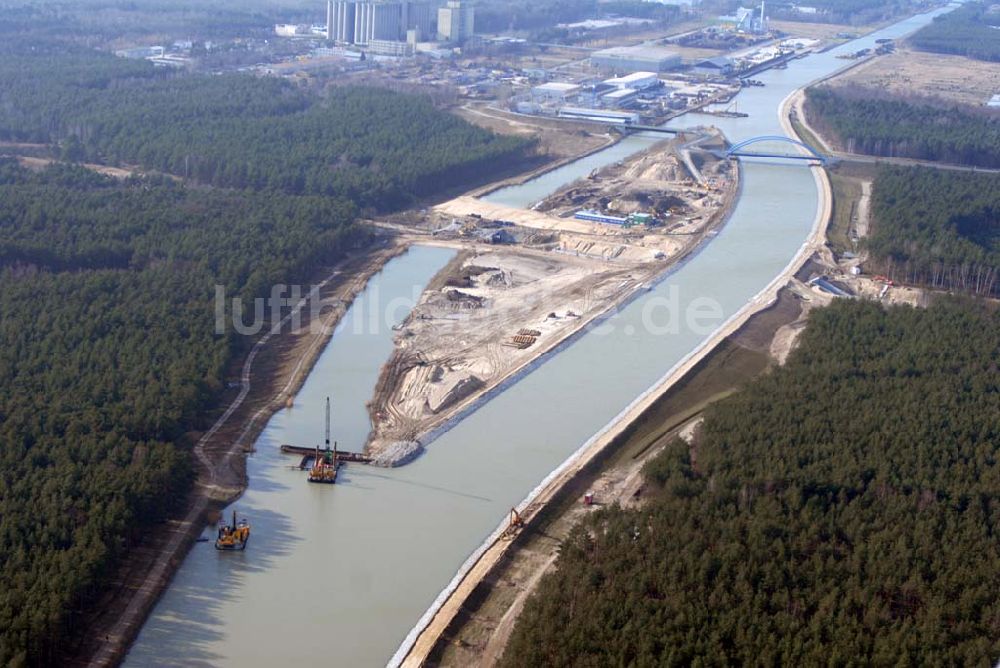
<box><xmin>308</xmin><ymin>397</ymin><xmax>339</xmax><ymax>484</ymax></box>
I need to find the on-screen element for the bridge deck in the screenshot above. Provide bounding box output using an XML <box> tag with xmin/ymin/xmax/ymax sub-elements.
<box><xmin>616</xmin><ymin>124</ymin><xmax>678</xmax><ymax>134</ymax></box>
<box><xmin>726</xmin><ymin>134</ymin><xmax>827</xmax><ymax>163</ymax></box>
<box><xmin>729</xmin><ymin>151</ymin><xmax>825</xmax><ymax>162</ymax></box>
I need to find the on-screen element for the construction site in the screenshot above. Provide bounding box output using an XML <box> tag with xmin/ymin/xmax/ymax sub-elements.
<box><xmin>534</xmin><ymin>132</ymin><xmax>732</xmax><ymax>241</ymax></box>
<box><xmin>365</xmin><ymin>132</ymin><xmax>737</xmax><ymax>461</ymax></box>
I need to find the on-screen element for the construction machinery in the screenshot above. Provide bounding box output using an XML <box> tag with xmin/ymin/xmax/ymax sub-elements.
<box><xmin>500</xmin><ymin>507</ymin><xmax>525</xmax><ymax>540</ymax></box>
<box><xmin>308</xmin><ymin>397</ymin><xmax>339</xmax><ymax>484</ymax></box>
<box><xmin>215</xmin><ymin>510</ymin><xmax>250</xmax><ymax>551</ymax></box>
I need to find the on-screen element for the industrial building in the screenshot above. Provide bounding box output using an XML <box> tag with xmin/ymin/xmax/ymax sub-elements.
<box><xmin>405</xmin><ymin>2</ymin><xmax>435</xmax><ymax>40</ymax></box>
<box><xmin>357</xmin><ymin>2</ymin><xmax>402</xmax><ymax>44</ymax></box>
<box><xmin>115</xmin><ymin>46</ymin><xmax>165</xmax><ymax>59</ymax></box>
<box><xmin>719</xmin><ymin>1</ymin><xmax>769</xmax><ymax>34</ymax></box>
<box><xmin>531</xmin><ymin>82</ymin><xmax>581</xmax><ymax>102</ymax></box>
<box><xmin>275</xmin><ymin>24</ymin><xmax>311</xmax><ymax>37</ymax></box>
<box><xmin>147</xmin><ymin>53</ymin><xmax>192</xmax><ymax>68</ymax></box>
<box><xmin>591</xmin><ymin>45</ymin><xmax>681</xmax><ymax>73</ymax></box>
<box><xmin>438</xmin><ymin>1</ymin><xmax>474</xmax><ymax>43</ymax></box>
<box><xmin>693</xmin><ymin>56</ymin><xmax>734</xmax><ymax>76</ymax></box>
<box><xmin>368</xmin><ymin>39</ymin><xmax>415</xmax><ymax>56</ymax></box>
<box><xmin>575</xmin><ymin>210</ymin><xmax>628</xmax><ymax>225</ymax></box>
<box><xmin>601</xmin><ymin>87</ymin><xmax>638</xmax><ymax>107</ymax></box>
<box><xmin>575</xmin><ymin>210</ymin><xmax>656</xmax><ymax>226</ymax></box>
<box><xmin>326</xmin><ymin>0</ymin><xmax>436</xmax><ymax>45</ymax></box>
<box><xmin>557</xmin><ymin>107</ymin><xmax>640</xmax><ymax>124</ymax></box>
<box><xmin>327</xmin><ymin>1</ymin><xmax>356</xmax><ymax>42</ymax></box>
<box><xmin>603</xmin><ymin>71</ymin><xmax>659</xmax><ymax>91</ymax></box>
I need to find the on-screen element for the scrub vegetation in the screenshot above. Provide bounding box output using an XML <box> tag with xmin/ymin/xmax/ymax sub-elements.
<box><xmin>864</xmin><ymin>166</ymin><xmax>1000</xmax><ymax>296</ymax></box>
<box><xmin>909</xmin><ymin>1</ymin><xmax>1000</xmax><ymax>62</ymax></box>
<box><xmin>503</xmin><ymin>298</ymin><xmax>1000</xmax><ymax>666</ymax></box>
<box><xmin>804</xmin><ymin>86</ymin><xmax>1000</xmax><ymax>168</ymax></box>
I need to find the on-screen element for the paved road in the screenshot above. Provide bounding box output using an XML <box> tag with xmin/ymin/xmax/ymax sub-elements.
<box><xmin>835</xmin><ymin>153</ymin><xmax>1000</xmax><ymax>174</ymax></box>
<box><xmin>790</xmin><ymin>89</ymin><xmax>1000</xmax><ymax>174</ymax></box>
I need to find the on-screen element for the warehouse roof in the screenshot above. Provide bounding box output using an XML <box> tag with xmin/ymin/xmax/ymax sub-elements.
<box><xmin>591</xmin><ymin>45</ymin><xmax>680</xmax><ymax>61</ymax></box>
<box><xmin>696</xmin><ymin>56</ymin><xmax>734</xmax><ymax>69</ymax></box>
<box><xmin>533</xmin><ymin>82</ymin><xmax>581</xmax><ymax>92</ymax></box>
<box><xmin>602</xmin><ymin>87</ymin><xmax>638</xmax><ymax>99</ymax></box>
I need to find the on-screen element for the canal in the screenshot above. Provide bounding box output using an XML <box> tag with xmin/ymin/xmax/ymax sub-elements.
<box><xmin>124</xmin><ymin>7</ymin><xmax>955</xmax><ymax>667</ymax></box>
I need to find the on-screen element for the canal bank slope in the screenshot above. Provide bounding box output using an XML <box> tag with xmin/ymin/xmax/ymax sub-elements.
<box><xmin>433</xmin><ymin>283</ymin><xmax>822</xmax><ymax>666</ymax></box>
<box><xmin>81</xmin><ymin>240</ymin><xmax>409</xmax><ymax>667</ymax></box>
<box><xmin>393</xmin><ymin>91</ymin><xmax>833</xmax><ymax>668</ymax></box>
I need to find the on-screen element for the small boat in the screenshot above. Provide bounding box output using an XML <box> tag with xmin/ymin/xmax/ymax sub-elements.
<box><xmin>215</xmin><ymin>510</ymin><xmax>250</xmax><ymax>551</ymax></box>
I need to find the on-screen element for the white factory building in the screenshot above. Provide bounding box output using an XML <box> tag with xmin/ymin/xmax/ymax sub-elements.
<box><xmin>531</xmin><ymin>82</ymin><xmax>581</xmax><ymax>102</ymax></box>
<box><xmin>558</xmin><ymin>106</ymin><xmax>640</xmax><ymax>124</ymax></box>
<box><xmin>603</xmin><ymin>71</ymin><xmax>659</xmax><ymax>90</ymax></box>
<box><xmin>115</xmin><ymin>46</ymin><xmax>165</xmax><ymax>59</ymax></box>
<box><xmin>591</xmin><ymin>45</ymin><xmax>681</xmax><ymax>73</ymax></box>
<box><xmin>601</xmin><ymin>87</ymin><xmax>638</xmax><ymax>107</ymax></box>
<box><xmin>275</xmin><ymin>24</ymin><xmax>311</xmax><ymax>37</ymax></box>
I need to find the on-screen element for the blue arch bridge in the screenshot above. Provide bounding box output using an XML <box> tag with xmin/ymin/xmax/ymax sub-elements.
<box><xmin>612</xmin><ymin>124</ymin><xmax>831</xmax><ymax>165</ymax></box>
<box><xmin>724</xmin><ymin>135</ymin><xmax>830</xmax><ymax>164</ymax></box>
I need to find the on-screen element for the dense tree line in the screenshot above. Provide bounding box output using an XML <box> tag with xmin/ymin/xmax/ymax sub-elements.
<box><xmin>0</xmin><ymin>48</ymin><xmax>533</xmax><ymax>211</ymax></box>
<box><xmin>909</xmin><ymin>1</ymin><xmax>1000</xmax><ymax>62</ymax></box>
<box><xmin>0</xmin><ymin>0</ymin><xmax>309</xmax><ymax>43</ymax></box>
<box><xmin>805</xmin><ymin>86</ymin><xmax>1000</xmax><ymax>168</ymax></box>
<box><xmin>600</xmin><ymin>1</ymin><xmax>682</xmax><ymax>21</ymax></box>
<box><xmin>768</xmin><ymin>0</ymin><xmax>919</xmax><ymax>25</ymax></box>
<box><xmin>476</xmin><ymin>0</ymin><xmax>684</xmax><ymax>35</ymax></box>
<box><xmin>476</xmin><ymin>0</ymin><xmax>600</xmax><ymax>33</ymax></box>
<box><xmin>0</xmin><ymin>160</ymin><xmax>367</xmax><ymax>665</ymax></box>
<box><xmin>503</xmin><ymin>298</ymin><xmax>1000</xmax><ymax>666</ymax></box>
<box><xmin>864</xmin><ymin>166</ymin><xmax>999</xmax><ymax>296</ymax></box>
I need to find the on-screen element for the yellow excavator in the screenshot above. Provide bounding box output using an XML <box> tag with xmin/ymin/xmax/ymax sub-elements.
<box><xmin>215</xmin><ymin>510</ymin><xmax>250</xmax><ymax>551</ymax></box>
